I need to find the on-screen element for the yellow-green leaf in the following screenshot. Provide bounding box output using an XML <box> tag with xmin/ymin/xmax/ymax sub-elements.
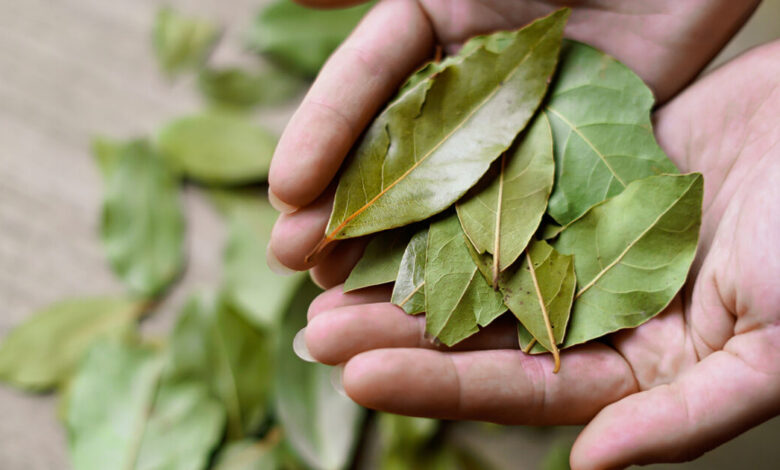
<box><xmin>153</xmin><ymin>7</ymin><xmax>219</xmax><ymax>77</ymax></box>
<box><xmin>344</xmin><ymin>228</ymin><xmax>414</xmax><ymax>292</ymax></box>
<box><xmin>391</xmin><ymin>228</ymin><xmax>428</xmax><ymax>315</ymax></box>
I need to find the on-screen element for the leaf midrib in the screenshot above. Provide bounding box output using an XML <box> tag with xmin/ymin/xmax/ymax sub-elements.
<box><xmin>327</xmin><ymin>24</ymin><xmax>557</xmax><ymax>240</ymax></box>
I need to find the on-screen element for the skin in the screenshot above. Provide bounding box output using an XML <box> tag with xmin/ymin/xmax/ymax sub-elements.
<box><xmin>268</xmin><ymin>1</ymin><xmax>779</xmax><ymax>467</ymax></box>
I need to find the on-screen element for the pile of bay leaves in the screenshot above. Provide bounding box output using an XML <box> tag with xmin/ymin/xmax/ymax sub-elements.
<box><xmin>0</xmin><ymin>2</ymin><xmax>502</xmax><ymax>469</ymax></box>
<box><xmin>338</xmin><ymin>9</ymin><xmax>703</xmax><ymax>371</ymax></box>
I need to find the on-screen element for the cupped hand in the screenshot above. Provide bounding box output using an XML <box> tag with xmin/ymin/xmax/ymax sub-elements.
<box><xmin>301</xmin><ymin>41</ymin><xmax>780</xmax><ymax>469</ymax></box>
<box><xmin>266</xmin><ymin>0</ymin><xmax>759</xmax><ymax>283</ymax></box>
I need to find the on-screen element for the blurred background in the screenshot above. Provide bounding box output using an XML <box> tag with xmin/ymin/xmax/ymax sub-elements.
<box><xmin>1</xmin><ymin>0</ymin><xmax>778</xmax><ymax>469</ymax></box>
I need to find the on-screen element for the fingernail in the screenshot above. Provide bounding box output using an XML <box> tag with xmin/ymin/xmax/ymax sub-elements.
<box><xmin>268</xmin><ymin>188</ymin><xmax>297</xmax><ymax>214</ymax></box>
<box><xmin>330</xmin><ymin>364</ymin><xmax>347</xmax><ymax>398</ymax></box>
<box><xmin>293</xmin><ymin>328</ymin><xmax>316</xmax><ymax>363</ymax></box>
<box><xmin>266</xmin><ymin>244</ymin><xmax>295</xmax><ymax>276</ymax></box>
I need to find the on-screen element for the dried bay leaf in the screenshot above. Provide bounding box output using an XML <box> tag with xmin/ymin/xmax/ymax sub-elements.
<box><xmin>275</xmin><ymin>278</ymin><xmax>365</xmax><ymax>470</ymax></box>
<box><xmin>153</xmin><ymin>7</ymin><xmax>219</xmax><ymax>77</ymax></box>
<box><xmin>0</xmin><ymin>297</ymin><xmax>142</xmax><ymax>391</ymax></box>
<box><xmin>212</xmin><ymin>435</ymin><xmax>281</xmax><ymax>470</ymax></box>
<box><xmin>391</xmin><ymin>228</ymin><xmax>428</xmax><ymax>314</ymax></box>
<box><xmin>167</xmin><ymin>293</ymin><xmax>274</xmax><ymax>440</ymax></box>
<box><xmin>157</xmin><ymin>112</ymin><xmax>277</xmax><ymax>185</ymax></box>
<box><xmin>344</xmin><ymin>228</ymin><xmax>414</xmax><ymax>292</ymax></box>
<box><xmin>456</xmin><ymin>113</ymin><xmax>554</xmax><ymax>280</ymax></box>
<box><xmin>554</xmin><ymin>173</ymin><xmax>703</xmax><ymax>347</ymax></box>
<box><xmin>425</xmin><ymin>214</ymin><xmax>506</xmax><ymax>346</ymax></box>
<box><xmin>545</xmin><ymin>40</ymin><xmax>679</xmax><ymax>226</ymax></box>
<box><xmin>100</xmin><ymin>140</ymin><xmax>185</xmax><ymax>298</ymax></box>
<box><xmin>249</xmin><ymin>0</ymin><xmax>374</xmax><ymax>77</ymax></box>
<box><xmin>211</xmin><ymin>189</ymin><xmax>306</xmax><ymax>328</ymax></box>
<box><xmin>67</xmin><ymin>341</ymin><xmax>225</xmax><ymax>470</ymax></box>
<box><xmin>501</xmin><ymin>240</ymin><xmax>576</xmax><ymax>371</ymax></box>
<box><xmin>198</xmin><ymin>66</ymin><xmax>305</xmax><ymax>110</ymax></box>
<box><xmin>319</xmin><ymin>10</ymin><xmax>569</xmax><ymax>249</ymax></box>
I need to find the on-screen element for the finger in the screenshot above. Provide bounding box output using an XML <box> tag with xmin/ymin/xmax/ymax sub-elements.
<box><xmin>308</xmin><ymin>284</ymin><xmax>392</xmax><ymax>320</ymax></box>
<box><xmin>310</xmin><ymin>238</ymin><xmax>369</xmax><ymax>289</ymax></box>
<box><xmin>306</xmin><ymin>303</ymin><xmax>520</xmax><ymax>364</ymax></box>
<box><xmin>571</xmin><ymin>330</ymin><xmax>780</xmax><ymax>469</ymax></box>
<box><xmin>342</xmin><ymin>345</ymin><xmax>638</xmax><ymax>424</ymax></box>
<box><xmin>269</xmin><ymin>186</ymin><xmax>335</xmax><ymax>271</ymax></box>
<box><xmin>269</xmin><ymin>0</ymin><xmax>434</xmax><ymax>208</ymax></box>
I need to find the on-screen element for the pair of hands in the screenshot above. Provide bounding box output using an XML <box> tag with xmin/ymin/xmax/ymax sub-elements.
<box><xmin>267</xmin><ymin>1</ymin><xmax>780</xmax><ymax>468</ymax></box>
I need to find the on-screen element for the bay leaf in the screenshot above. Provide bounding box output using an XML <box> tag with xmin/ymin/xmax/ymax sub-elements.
<box><xmin>198</xmin><ymin>66</ymin><xmax>304</xmax><ymax>110</ymax></box>
<box><xmin>545</xmin><ymin>40</ymin><xmax>679</xmax><ymax>226</ymax></box>
<box><xmin>153</xmin><ymin>7</ymin><xmax>219</xmax><ymax>77</ymax></box>
<box><xmin>167</xmin><ymin>293</ymin><xmax>274</xmax><ymax>440</ymax></box>
<box><xmin>157</xmin><ymin>112</ymin><xmax>277</xmax><ymax>185</ymax></box>
<box><xmin>320</xmin><ymin>10</ymin><xmax>569</xmax><ymax>248</ymax></box>
<box><xmin>275</xmin><ymin>278</ymin><xmax>365</xmax><ymax>470</ymax></box>
<box><xmin>344</xmin><ymin>228</ymin><xmax>413</xmax><ymax>292</ymax></box>
<box><xmin>517</xmin><ymin>323</ymin><xmax>546</xmax><ymax>354</ymax></box>
<box><xmin>211</xmin><ymin>189</ymin><xmax>306</xmax><ymax>328</ymax></box>
<box><xmin>67</xmin><ymin>341</ymin><xmax>225</xmax><ymax>470</ymax></box>
<box><xmin>456</xmin><ymin>112</ymin><xmax>554</xmax><ymax>279</ymax></box>
<box><xmin>0</xmin><ymin>297</ymin><xmax>142</xmax><ymax>391</ymax></box>
<box><xmin>501</xmin><ymin>240</ymin><xmax>576</xmax><ymax>371</ymax></box>
<box><xmin>100</xmin><ymin>140</ymin><xmax>185</xmax><ymax>297</ymax></box>
<box><xmin>90</xmin><ymin>136</ymin><xmax>122</xmax><ymax>180</ymax></box>
<box><xmin>248</xmin><ymin>0</ymin><xmax>374</xmax><ymax>77</ymax></box>
<box><xmin>425</xmin><ymin>214</ymin><xmax>506</xmax><ymax>346</ymax></box>
<box><xmin>554</xmin><ymin>173</ymin><xmax>703</xmax><ymax>347</ymax></box>
<box><xmin>378</xmin><ymin>413</ymin><xmax>439</xmax><ymax>470</ymax></box>
<box><xmin>390</xmin><ymin>228</ymin><xmax>428</xmax><ymax>315</ymax></box>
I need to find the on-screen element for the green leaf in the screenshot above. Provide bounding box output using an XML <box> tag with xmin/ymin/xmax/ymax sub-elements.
<box><xmin>212</xmin><ymin>434</ymin><xmax>281</xmax><ymax>470</ymax></box>
<box><xmin>153</xmin><ymin>7</ymin><xmax>219</xmax><ymax>76</ymax></box>
<box><xmin>100</xmin><ymin>140</ymin><xmax>185</xmax><ymax>297</ymax></box>
<box><xmin>321</xmin><ymin>10</ymin><xmax>569</xmax><ymax>245</ymax></box>
<box><xmin>167</xmin><ymin>293</ymin><xmax>274</xmax><ymax>440</ymax></box>
<box><xmin>425</xmin><ymin>214</ymin><xmax>506</xmax><ymax>346</ymax></box>
<box><xmin>0</xmin><ymin>297</ymin><xmax>141</xmax><ymax>391</ymax></box>
<box><xmin>157</xmin><ymin>112</ymin><xmax>277</xmax><ymax>185</ymax></box>
<box><xmin>67</xmin><ymin>341</ymin><xmax>225</xmax><ymax>470</ymax></box>
<box><xmin>545</xmin><ymin>40</ymin><xmax>679</xmax><ymax>226</ymax></box>
<box><xmin>377</xmin><ymin>414</ymin><xmax>439</xmax><ymax>470</ymax></box>
<box><xmin>90</xmin><ymin>136</ymin><xmax>123</xmax><ymax>180</ymax></box>
<box><xmin>212</xmin><ymin>189</ymin><xmax>306</xmax><ymax>328</ymax></box>
<box><xmin>457</xmin><ymin>113</ymin><xmax>555</xmax><ymax>280</ymax></box>
<box><xmin>554</xmin><ymin>173</ymin><xmax>703</xmax><ymax>347</ymax></box>
<box><xmin>500</xmin><ymin>240</ymin><xmax>576</xmax><ymax>370</ymax></box>
<box><xmin>344</xmin><ymin>228</ymin><xmax>414</xmax><ymax>292</ymax></box>
<box><xmin>275</xmin><ymin>278</ymin><xmax>365</xmax><ymax>470</ymax></box>
<box><xmin>198</xmin><ymin>66</ymin><xmax>304</xmax><ymax>110</ymax></box>
<box><xmin>390</xmin><ymin>228</ymin><xmax>428</xmax><ymax>314</ymax></box>
<box><xmin>248</xmin><ymin>0</ymin><xmax>374</xmax><ymax>77</ymax></box>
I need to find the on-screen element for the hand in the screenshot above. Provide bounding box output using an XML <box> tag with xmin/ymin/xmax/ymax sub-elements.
<box><xmin>266</xmin><ymin>0</ymin><xmax>760</xmax><ymax>285</ymax></box>
<box><xmin>300</xmin><ymin>41</ymin><xmax>780</xmax><ymax>469</ymax></box>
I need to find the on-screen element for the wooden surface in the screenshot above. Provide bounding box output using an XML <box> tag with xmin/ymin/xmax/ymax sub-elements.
<box><xmin>1</xmin><ymin>1</ymin><xmax>778</xmax><ymax>468</ymax></box>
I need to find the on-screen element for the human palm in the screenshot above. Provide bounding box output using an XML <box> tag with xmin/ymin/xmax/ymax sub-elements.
<box><xmin>267</xmin><ymin>1</ymin><xmax>779</xmax><ymax>468</ymax></box>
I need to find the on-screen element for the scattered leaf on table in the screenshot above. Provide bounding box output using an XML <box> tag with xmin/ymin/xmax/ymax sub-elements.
<box><xmin>0</xmin><ymin>297</ymin><xmax>142</xmax><ymax>391</ymax></box>
<box><xmin>457</xmin><ymin>113</ymin><xmax>554</xmax><ymax>280</ymax></box>
<box><xmin>248</xmin><ymin>0</ymin><xmax>374</xmax><ymax>77</ymax></box>
<box><xmin>157</xmin><ymin>112</ymin><xmax>277</xmax><ymax>185</ymax></box>
<box><xmin>391</xmin><ymin>228</ymin><xmax>428</xmax><ymax>314</ymax></box>
<box><xmin>198</xmin><ymin>66</ymin><xmax>304</xmax><ymax>110</ymax></box>
<box><xmin>545</xmin><ymin>40</ymin><xmax>678</xmax><ymax>226</ymax></box>
<box><xmin>67</xmin><ymin>341</ymin><xmax>225</xmax><ymax>470</ymax></box>
<box><xmin>501</xmin><ymin>240</ymin><xmax>576</xmax><ymax>371</ymax></box>
<box><xmin>167</xmin><ymin>293</ymin><xmax>274</xmax><ymax>440</ymax></box>
<box><xmin>554</xmin><ymin>173</ymin><xmax>703</xmax><ymax>347</ymax></box>
<box><xmin>275</xmin><ymin>278</ymin><xmax>365</xmax><ymax>470</ymax></box>
<box><xmin>100</xmin><ymin>140</ymin><xmax>185</xmax><ymax>298</ymax></box>
<box><xmin>153</xmin><ymin>6</ymin><xmax>219</xmax><ymax>77</ymax></box>
<box><xmin>320</xmin><ymin>10</ymin><xmax>569</xmax><ymax>248</ymax></box>
<box><xmin>90</xmin><ymin>136</ymin><xmax>123</xmax><ymax>180</ymax></box>
<box><xmin>425</xmin><ymin>214</ymin><xmax>506</xmax><ymax>346</ymax></box>
<box><xmin>377</xmin><ymin>413</ymin><xmax>439</xmax><ymax>470</ymax></box>
<box><xmin>211</xmin><ymin>189</ymin><xmax>305</xmax><ymax>328</ymax></box>
<box><xmin>212</xmin><ymin>432</ymin><xmax>282</xmax><ymax>470</ymax></box>
<box><xmin>344</xmin><ymin>228</ymin><xmax>414</xmax><ymax>292</ymax></box>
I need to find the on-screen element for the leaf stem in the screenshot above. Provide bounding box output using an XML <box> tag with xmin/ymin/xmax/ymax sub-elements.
<box><xmin>522</xmin><ymin>338</ymin><xmax>537</xmax><ymax>354</ymax></box>
<box><xmin>525</xmin><ymin>247</ymin><xmax>560</xmax><ymax>373</ymax></box>
<box><xmin>492</xmin><ymin>152</ymin><xmax>506</xmax><ymax>290</ymax></box>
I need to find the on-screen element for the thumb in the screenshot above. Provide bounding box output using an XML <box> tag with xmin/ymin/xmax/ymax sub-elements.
<box><xmin>570</xmin><ymin>329</ymin><xmax>780</xmax><ymax>469</ymax></box>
